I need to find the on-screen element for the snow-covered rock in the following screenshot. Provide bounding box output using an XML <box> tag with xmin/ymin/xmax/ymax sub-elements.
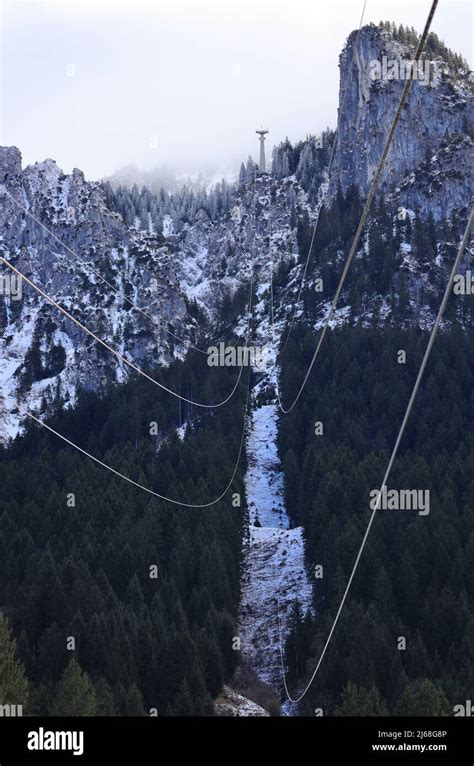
<box><xmin>214</xmin><ymin>686</ymin><xmax>270</xmax><ymax>717</ymax></box>
<box><xmin>330</xmin><ymin>24</ymin><xmax>473</xmax><ymax>220</ymax></box>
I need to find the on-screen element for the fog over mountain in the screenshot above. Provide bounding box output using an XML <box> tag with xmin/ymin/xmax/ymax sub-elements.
<box><xmin>0</xmin><ymin>0</ymin><xmax>471</xmax><ymax>180</ymax></box>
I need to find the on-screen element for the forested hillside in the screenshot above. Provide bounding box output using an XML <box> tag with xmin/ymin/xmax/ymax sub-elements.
<box><xmin>280</xmin><ymin>325</ymin><xmax>474</xmax><ymax>714</ymax></box>
<box><xmin>292</xmin><ymin>183</ymin><xmax>472</xmax><ymax>330</ymax></box>
<box><xmin>0</xmin><ymin>352</ymin><xmax>250</xmax><ymax>715</ymax></box>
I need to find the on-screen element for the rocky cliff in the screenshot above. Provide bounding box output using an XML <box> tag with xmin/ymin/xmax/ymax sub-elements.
<box><xmin>330</xmin><ymin>24</ymin><xmax>473</xmax><ymax>220</ymax></box>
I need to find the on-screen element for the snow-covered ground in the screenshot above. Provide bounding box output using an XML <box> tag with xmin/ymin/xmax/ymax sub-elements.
<box><xmin>214</xmin><ymin>686</ymin><xmax>269</xmax><ymax>717</ymax></box>
<box><xmin>244</xmin><ymin>405</ymin><xmax>285</xmax><ymax>528</ymax></box>
<box><xmin>239</xmin><ymin>404</ymin><xmax>313</xmax><ymax>710</ymax></box>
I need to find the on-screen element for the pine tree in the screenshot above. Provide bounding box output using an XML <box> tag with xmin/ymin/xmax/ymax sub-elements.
<box><xmin>395</xmin><ymin>680</ymin><xmax>451</xmax><ymax>716</ymax></box>
<box><xmin>0</xmin><ymin>614</ymin><xmax>29</xmax><ymax>710</ymax></box>
<box><xmin>170</xmin><ymin>679</ymin><xmax>194</xmax><ymax>716</ymax></box>
<box><xmin>336</xmin><ymin>682</ymin><xmax>387</xmax><ymax>716</ymax></box>
<box><xmin>51</xmin><ymin>658</ymin><xmax>97</xmax><ymax>716</ymax></box>
<box><xmin>115</xmin><ymin>683</ymin><xmax>145</xmax><ymax>716</ymax></box>
<box><xmin>95</xmin><ymin>678</ymin><xmax>117</xmax><ymax>715</ymax></box>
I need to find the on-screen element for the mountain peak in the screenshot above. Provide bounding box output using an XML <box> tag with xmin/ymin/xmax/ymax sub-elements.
<box><xmin>329</xmin><ymin>22</ymin><xmax>473</xmax><ymax>218</ymax></box>
<box><xmin>0</xmin><ymin>146</ymin><xmax>22</xmax><ymax>183</ymax></box>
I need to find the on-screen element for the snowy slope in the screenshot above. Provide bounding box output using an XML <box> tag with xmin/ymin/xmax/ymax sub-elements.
<box><xmin>240</xmin><ymin>405</ymin><xmax>313</xmax><ymax>700</ymax></box>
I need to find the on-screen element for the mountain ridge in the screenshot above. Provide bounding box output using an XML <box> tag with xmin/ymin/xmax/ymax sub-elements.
<box><xmin>0</xmin><ymin>22</ymin><xmax>472</xmax><ymax>442</ymax></box>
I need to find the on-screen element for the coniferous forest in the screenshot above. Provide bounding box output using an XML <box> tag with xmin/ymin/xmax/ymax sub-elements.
<box><xmin>279</xmin><ymin>324</ymin><xmax>474</xmax><ymax>714</ymax></box>
<box><xmin>0</xmin><ymin>355</ymin><xmax>249</xmax><ymax>715</ymax></box>
<box><xmin>2</xmin><ymin>185</ymin><xmax>472</xmax><ymax>717</ymax></box>
<box><xmin>273</xmin><ymin>182</ymin><xmax>473</xmax><ymax>716</ymax></box>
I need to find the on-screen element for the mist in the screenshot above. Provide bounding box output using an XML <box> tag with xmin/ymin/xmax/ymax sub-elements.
<box><xmin>0</xmin><ymin>0</ymin><xmax>471</xmax><ymax>181</ymax></box>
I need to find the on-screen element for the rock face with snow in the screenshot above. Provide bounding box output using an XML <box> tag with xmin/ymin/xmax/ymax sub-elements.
<box><xmin>0</xmin><ymin>157</ymin><xmax>306</xmax><ymax>441</ymax></box>
<box><xmin>0</xmin><ymin>24</ymin><xmax>471</xmax><ymax>444</ymax></box>
<box><xmin>388</xmin><ymin>134</ymin><xmax>473</xmax><ymax>220</ymax></box>
<box><xmin>0</xmin><ymin>152</ymin><xmax>199</xmax><ymax>439</ymax></box>
<box><xmin>172</xmin><ymin>174</ymin><xmax>308</xmax><ymax>318</ymax></box>
<box><xmin>330</xmin><ymin>24</ymin><xmax>473</xmax><ymax>220</ymax></box>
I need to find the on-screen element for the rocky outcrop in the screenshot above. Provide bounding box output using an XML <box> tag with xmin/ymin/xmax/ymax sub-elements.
<box><xmin>330</xmin><ymin>24</ymin><xmax>473</xmax><ymax>219</ymax></box>
<box><xmin>214</xmin><ymin>686</ymin><xmax>270</xmax><ymax>717</ymax></box>
<box><xmin>0</xmin><ymin>146</ymin><xmax>22</xmax><ymax>183</ymax></box>
<box><xmin>0</xmin><ymin>149</ymin><xmax>190</xmax><ymax>440</ymax></box>
<box><xmin>0</xmin><ymin>148</ymin><xmax>305</xmax><ymax>441</ymax></box>
<box><xmin>389</xmin><ymin>134</ymin><xmax>473</xmax><ymax>220</ymax></box>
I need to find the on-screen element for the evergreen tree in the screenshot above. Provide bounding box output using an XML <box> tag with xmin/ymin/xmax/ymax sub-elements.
<box><xmin>51</xmin><ymin>658</ymin><xmax>97</xmax><ymax>716</ymax></box>
<box><xmin>0</xmin><ymin>614</ymin><xmax>29</xmax><ymax>710</ymax></box>
<box><xmin>395</xmin><ymin>680</ymin><xmax>451</xmax><ymax>716</ymax></box>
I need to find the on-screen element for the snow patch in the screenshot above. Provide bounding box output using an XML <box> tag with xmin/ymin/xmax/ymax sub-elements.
<box><xmin>240</xmin><ymin>405</ymin><xmax>313</xmax><ymax>705</ymax></box>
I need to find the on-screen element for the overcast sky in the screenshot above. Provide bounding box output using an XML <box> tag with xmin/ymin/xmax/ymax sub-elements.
<box><xmin>0</xmin><ymin>0</ymin><xmax>472</xmax><ymax>180</ymax></box>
